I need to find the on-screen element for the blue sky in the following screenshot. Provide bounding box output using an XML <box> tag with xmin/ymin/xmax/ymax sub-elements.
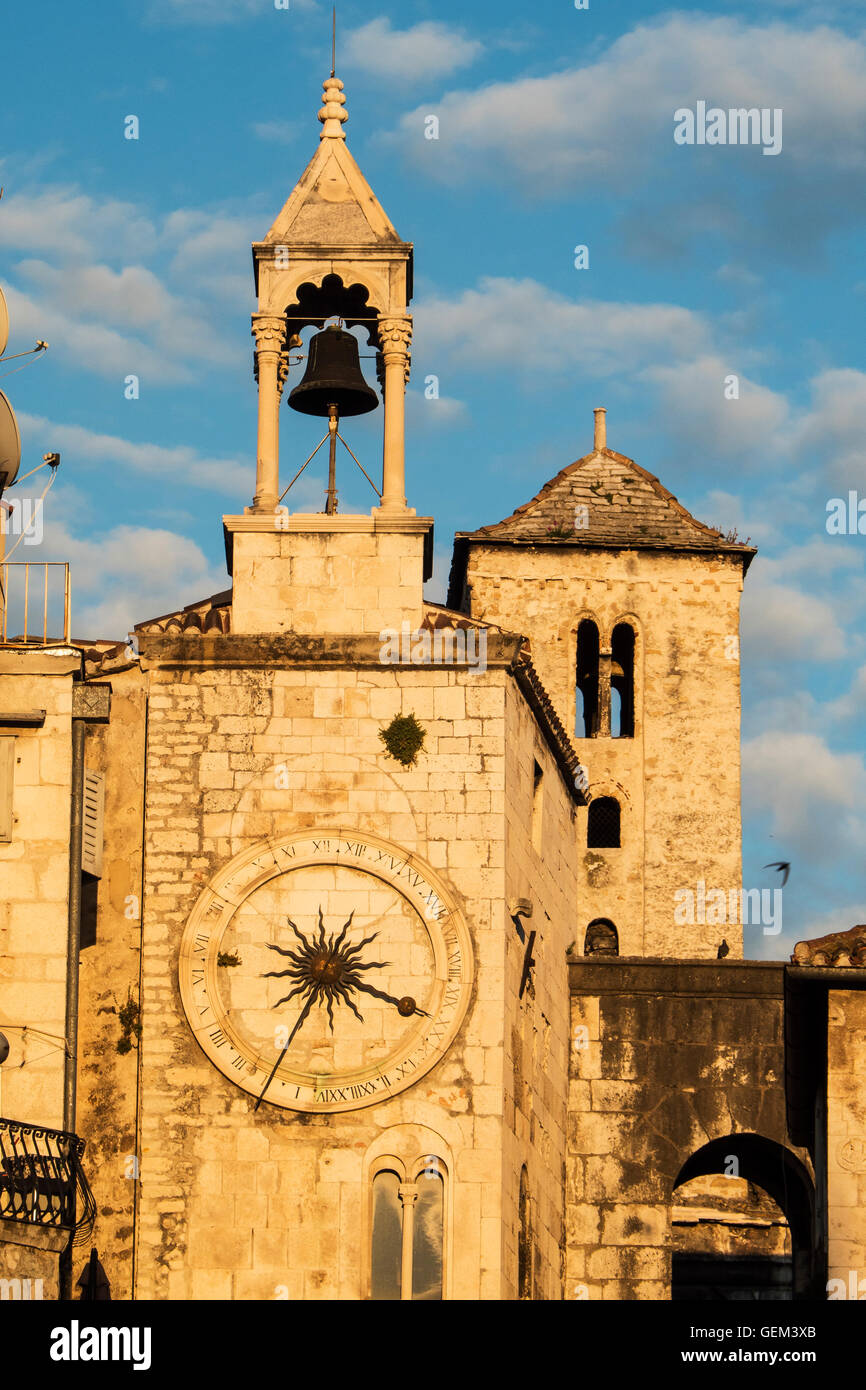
<box><xmin>2</xmin><ymin>0</ymin><xmax>866</xmax><ymax>958</ymax></box>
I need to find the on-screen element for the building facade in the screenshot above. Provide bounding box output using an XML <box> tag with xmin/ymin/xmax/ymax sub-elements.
<box><xmin>1</xmin><ymin>74</ymin><xmax>864</xmax><ymax>1302</ymax></box>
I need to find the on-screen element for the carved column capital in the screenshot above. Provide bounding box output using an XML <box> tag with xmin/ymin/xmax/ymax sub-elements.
<box><xmin>378</xmin><ymin>315</ymin><xmax>413</xmax><ymax>379</ymax></box>
<box><xmin>251</xmin><ymin>313</ymin><xmax>287</xmax><ymax>355</ymax></box>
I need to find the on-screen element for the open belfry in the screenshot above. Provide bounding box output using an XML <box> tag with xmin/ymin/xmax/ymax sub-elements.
<box><xmin>1</xmin><ymin>73</ymin><xmax>865</xmax><ymax>1304</ymax></box>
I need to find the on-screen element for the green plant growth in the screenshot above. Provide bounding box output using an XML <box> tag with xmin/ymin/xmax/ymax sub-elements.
<box><xmin>379</xmin><ymin>712</ymin><xmax>427</xmax><ymax>768</ymax></box>
<box><xmin>117</xmin><ymin>991</ymin><xmax>142</xmax><ymax>1055</ymax></box>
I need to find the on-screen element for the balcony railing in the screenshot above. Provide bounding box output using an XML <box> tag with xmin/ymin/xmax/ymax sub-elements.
<box><xmin>0</xmin><ymin>562</ymin><xmax>71</xmax><ymax>646</ymax></box>
<box><xmin>0</xmin><ymin>1117</ymin><xmax>95</xmax><ymax>1241</ymax></box>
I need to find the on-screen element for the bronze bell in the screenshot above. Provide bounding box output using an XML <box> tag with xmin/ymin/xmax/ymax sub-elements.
<box><xmin>288</xmin><ymin>326</ymin><xmax>379</xmax><ymax>418</ymax></box>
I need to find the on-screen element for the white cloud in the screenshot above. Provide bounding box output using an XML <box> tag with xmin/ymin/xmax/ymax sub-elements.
<box><xmin>251</xmin><ymin>121</ymin><xmax>297</xmax><ymax>147</ymax></box>
<box><xmin>742</xmin><ymin>729</ymin><xmax>863</xmax><ymax>842</ymax></box>
<box><xmin>147</xmin><ymin>0</ymin><xmax>316</xmax><ymax>24</ymax></box>
<box><xmin>643</xmin><ymin>357</ymin><xmax>789</xmax><ymax>462</ymax></box>
<box><xmin>386</xmin><ymin>16</ymin><xmax>866</xmax><ymax>193</ymax></box>
<box><xmin>416</xmin><ymin>277</ymin><xmax>709</xmax><ymax>378</ymax></box>
<box><xmin>72</xmin><ymin>527</ymin><xmax>226</xmax><ymax>639</ymax></box>
<box><xmin>16</xmin><ymin>413</ymin><xmax>248</xmax><ymax>496</ymax></box>
<box><xmin>0</xmin><ymin>189</ymin><xmax>258</xmax><ymax>381</ymax></box>
<box><xmin>344</xmin><ymin>18</ymin><xmax>482</xmax><ymax>83</ymax></box>
<box><xmin>0</xmin><ymin>187</ymin><xmax>158</xmax><ymax>263</ymax></box>
<box><xmin>788</xmin><ymin>368</ymin><xmax>866</xmax><ymax>491</ymax></box>
<box><xmin>828</xmin><ymin>664</ymin><xmax>866</xmax><ymax>724</ymax></box>
<box><xmin>405</xmin><ymin>389</ymin><xmax>468</xmax><ymax>431</ymax></box>
<box><xmin>741</xmin><ymin>567</ymin><xmax>847</xmax><ymax>663</ymax></box>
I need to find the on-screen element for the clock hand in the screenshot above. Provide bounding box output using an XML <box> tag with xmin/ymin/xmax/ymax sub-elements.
<box><xmin>253</xmin><ymin>992</ymin><xmax>316</xmax><ymax>1112</ymax></box>
<box><xmin>353</xmin><ymin>980</ymin><xmax>429</xmax><ymax>1017</ymax></box>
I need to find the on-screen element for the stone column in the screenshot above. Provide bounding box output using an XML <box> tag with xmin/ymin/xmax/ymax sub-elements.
<box><xmin>378</xmin><ymin>315</ymin><xmax>412</xmax><ymax>513</ymax></box>
<box><xmin>398</xmin><ymin>1182</ymin><xmax>418</xmax><ymax>1301</ymax></box>
<box><xmin>251</xmin><ymin>313</ymin><xmax>286</xmax><ymax>512</ymax></box>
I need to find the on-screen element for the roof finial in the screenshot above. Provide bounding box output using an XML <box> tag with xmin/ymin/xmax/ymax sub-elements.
<box><xmin>594</xmin><ymin>407</ymin><xmax>607</xmax><ymax>451</ymax></box>
<box><xmin>331</xmin><ymin>5</ymin><xmax>336</xmax><ymax>79</ymax></box>
<box><xmin>319</xmin><ymin>73</ymin><xmax>347</xmax><ymax>140</ymax></box>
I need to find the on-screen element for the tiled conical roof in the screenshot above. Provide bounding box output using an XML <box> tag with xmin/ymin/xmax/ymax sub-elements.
<box><xmin>461</xmin><ymin>448</ymin><xmax>755</xmax><ymax>556</ymax></box>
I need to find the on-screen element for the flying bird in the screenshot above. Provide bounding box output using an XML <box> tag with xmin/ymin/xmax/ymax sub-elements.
<box><xmin>764</xmin><ymin>861</ymin><xmax>791</xmax><ymax>886</ymax></box>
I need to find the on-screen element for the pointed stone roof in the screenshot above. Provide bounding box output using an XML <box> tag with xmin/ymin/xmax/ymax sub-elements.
<box><xmin>460</xmin><ymin>447</ymin><xmax>755</xmax><ymax>556</ymax></box>
<box><xmin>446</xmin><ymin>443</ymin><xmax>755</xmax><ymax>608</ymax></box>
<box><xmin>261</xmin><ymin>77</ymin><xmax>403</xmax><ymax>248</ymax></box>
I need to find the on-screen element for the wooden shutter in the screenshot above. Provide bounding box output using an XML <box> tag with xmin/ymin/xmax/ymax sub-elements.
<box><xmin>0</xmin><ymin>737</ymin><xmax>14</xmax><ymax>842</ymax></box>
<box><xmin>82</xmin><ymin>769</ymin><xmax>105</xmax><ymax>877</ymax></box>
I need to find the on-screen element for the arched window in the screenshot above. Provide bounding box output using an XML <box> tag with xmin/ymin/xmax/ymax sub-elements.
<box><xmin>518</xmin><ymin>1167</ymin><xmax>532</xmax><ymax>1300</ymax></box>
<box><xmin>575</xmin><ymin>620</ymin><xmax>600</xmax><ymax>738</ymax></box>
<box><xmin>587</xmin><ymin>796</ymin><xmax>620</xmax><ymax>848</ymax></box>
<box><xmin>371</xmin><ymin>1169</ymin><xmax>403</xmax><ymax>1301</ymax></box>
<box><xmin>584</xmin><ymin>919</ymin><xmax>619</xmax><ymax>956</ymax></box>
<box><xmin>611</xmin><ymin>624</ymin><xmax>635</xmax><ymax>738</ymax></box>
<box><xmin>371</xmin><ymin>1159</ymin><xmax>445</xmax><ymax>1301</ymax></box>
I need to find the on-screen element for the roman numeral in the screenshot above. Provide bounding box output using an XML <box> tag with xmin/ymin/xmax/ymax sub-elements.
<box><xmin>208</xmin><ymin>1027</ymin><xmax>228</xmax><ymax>1049</ymax></box>
<box><xmin>316</xmin><ymin>1085</ymin><xmax>348</xmax><ymax>1104</ymax></box>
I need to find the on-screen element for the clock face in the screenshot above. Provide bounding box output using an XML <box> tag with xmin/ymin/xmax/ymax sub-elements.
<box><xmin>178</xmin><ymin>831</ymin><xmax>473</xmax><ymax>1113</ymax></box>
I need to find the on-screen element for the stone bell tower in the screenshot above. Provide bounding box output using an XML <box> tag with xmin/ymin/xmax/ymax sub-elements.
<box><xmin>447</xmin><ymin>409</ymin><xmax>756</xmax><ymax>959</ymax></box>
<box><xmin>224</xmin><ymin>75</ymin><xmax>433</xmax><ymax>637</ymax></box>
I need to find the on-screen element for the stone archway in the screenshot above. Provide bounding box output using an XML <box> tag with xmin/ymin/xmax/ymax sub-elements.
<box><xmin>671</xmin><ymin>1134</ymin><xmax>816</xmax><ymax>1300</ymax></box>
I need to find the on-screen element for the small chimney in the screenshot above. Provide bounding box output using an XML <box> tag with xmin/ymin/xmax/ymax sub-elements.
<box><xmin>593</xmin><ymin>408</ymin><xmax>606</xmax><ymax>451</ymax></box>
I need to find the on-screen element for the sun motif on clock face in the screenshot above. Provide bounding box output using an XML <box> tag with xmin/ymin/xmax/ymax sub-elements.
<box><xmin>263</xmin><ymin>908</ymin><xmax>427</xmax><ymax>1029</ymax></box>
<box><xmin>178</xmin><ymin>831</ymin><xmax>472</xmax><ymax>1114</ymax></box>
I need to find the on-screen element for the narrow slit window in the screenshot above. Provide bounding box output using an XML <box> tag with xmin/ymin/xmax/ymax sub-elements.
<box><xmin>531</xmin><ymin>760</ymin><xmax>544</xmax><ymax>853</ymax></box>
<box><xmin>611</xmin><ymin>624</ymin><xmax>635</xmax><ymax>739</ymax></box>
<box><xmin>518</xmin><ymin>1167</ymin><xmax>532</xmax><ymax>1300</ymax></box>
<box><xmin>576</xmin><ymin>621</ymin><xmax>600</xmax><ymax>738</ymax></box>
<box><xmin>412</xmin><ymin>1169</ymin><xmax>444</xmax><ymax>1301</ymax></box>
<box><xmin>0</xmin><ymin>737</ymin><xmax>14</xmax><ymax>842</ymax></box>
<box><xmin>371</xmin><ymin>1170</ymin><xmax>403</xmax><ymax>1301</ymax></box>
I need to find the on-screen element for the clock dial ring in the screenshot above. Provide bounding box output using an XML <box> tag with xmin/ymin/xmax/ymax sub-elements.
<box><xmin>178</xmin><ymin>829</ymin><xmax>473</xmax><ymax>1113</ymax></box>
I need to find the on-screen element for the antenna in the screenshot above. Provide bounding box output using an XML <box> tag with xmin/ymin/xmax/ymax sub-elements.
<box><xmin>331</xmin><ymin>5</ymin><xmax>336</xmax><ymax>78</ymax></box>
<box><xmin>0</xmin><ymin>389</ymin><xmax>22</xmax><ymax>491</ymax></box>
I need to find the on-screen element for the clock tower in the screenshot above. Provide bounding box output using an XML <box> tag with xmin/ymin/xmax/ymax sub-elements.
<box><xmin>132</xmin><ymin>74</ymin><xmax>586</xmax><ymax>1301</ymax></box>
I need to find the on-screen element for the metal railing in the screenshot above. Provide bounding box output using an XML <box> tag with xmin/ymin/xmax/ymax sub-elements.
<box><xmin>0</xmin><ymin>562</ymin><xmax>70</xmax><ymax>645</ymax></box>
<box><xmin>0</xmin><ymin>1116</ymin><xmax>95</xmax><ymax>1241</ymax></box>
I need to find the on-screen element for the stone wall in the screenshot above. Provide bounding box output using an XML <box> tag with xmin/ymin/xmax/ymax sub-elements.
<box><xmin>227</xmin><ymin>518</ymin><xmax>431</xmax><ymax>636</ymax></box>
<box><xmin>501</xmin><ymin>680</ymin><xmax>578</xmax><ymax>1299</ymax></box>
<box><xmin>132</xmin><ymin>639</ymin><xmax>578</xmax><ymax>1300</ymax></box>
<box><xmin>566</xmin><ymin>959</ymin><xmax>810</xmax><ymax>1300</ymax></box>
<box><xmin>826</xmin><ymin>989</ymin><xmax>866</xmax><ymax>1295</ymax></box>
<box><xmin>463</xmin><ymin>545</ymin><xmax>746</xmax><ymax>958</ymax></box>
<box><xmin>0</xmin><ymin>651</ymin><xmax>78</xmax><ymax>1128</ymax></box>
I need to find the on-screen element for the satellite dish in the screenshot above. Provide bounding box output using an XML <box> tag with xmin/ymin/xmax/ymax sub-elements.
<box><xmin>0</xmin><ymin>286</ymin><xmax>7</xmax><ymax>357</ymax></box>
<box><xmin>0</xmin><ymin>389</ymin><xmax>21</xmax><ymax>492</ymax></box>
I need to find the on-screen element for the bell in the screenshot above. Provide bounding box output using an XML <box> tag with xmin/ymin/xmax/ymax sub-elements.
<box><xmin>288</xmin><ymin>326</ymin><xmax>379</xmax><ymax>418</ymax></box>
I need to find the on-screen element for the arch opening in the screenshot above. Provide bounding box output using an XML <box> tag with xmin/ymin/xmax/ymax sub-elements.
<box><xmin>671</xmin><ymin>1134</ymin><xmax>816</xmax><ymax>1301</ymax></box>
